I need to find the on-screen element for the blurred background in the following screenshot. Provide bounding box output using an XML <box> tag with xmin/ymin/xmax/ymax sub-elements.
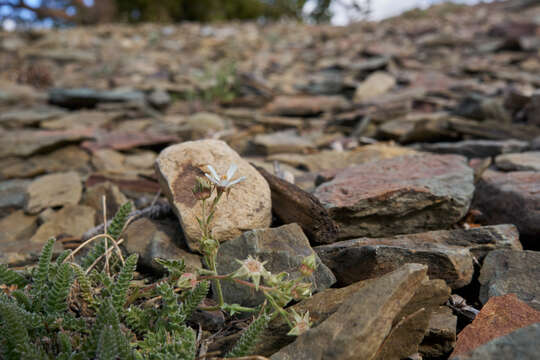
<box><xmin>1</xmin><ymin>0</ymin><xmax>495</xmax><ymax>29</ymax></box>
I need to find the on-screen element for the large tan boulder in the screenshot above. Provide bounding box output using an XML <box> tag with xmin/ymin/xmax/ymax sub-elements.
<box><xmin>155</xmin><ymin>140</ymin><xmax>272</xmax><ymax>251</ymax></box>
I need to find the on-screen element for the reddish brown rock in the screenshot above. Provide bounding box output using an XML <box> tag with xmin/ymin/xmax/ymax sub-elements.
<box><xmin>474</xmin><ymin>170</ymin><xmax>540</xmax><ymax>238</ymax></box>
<box><xmin>450</xmin><ymin>294</ymin><xmax>540</xmax><ymax>358</ymax></box>
<box><xmin>82</xmin><ymin>130</ymin><xmax>179</xmax><ymax>152</ymax></box>
<box><xmin>0</xmin><ymin>128</ymin><xmax>94</xmax><ymax>157</ymax></box>
<box><xmin>314</xmin><ymin>154</ymin><xmax>474</xmax><ymax>239</ymax></box>
<box><xmin>264</xmin><ymin>95</ymin><xmax>349</xmax><ymax>116</ymax></box>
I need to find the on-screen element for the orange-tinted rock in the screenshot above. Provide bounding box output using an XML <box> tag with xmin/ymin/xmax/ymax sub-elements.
<box><xmin>450</xmin><ymin>294</ymin><xmax>540</xmax><ymax>358</ymax></box>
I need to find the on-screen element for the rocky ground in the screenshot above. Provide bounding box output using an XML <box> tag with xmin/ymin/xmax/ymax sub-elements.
<box><xmin>1</xmin><ymin>0</ymin><xmax>540</xmax><ymax>358</ymax></box>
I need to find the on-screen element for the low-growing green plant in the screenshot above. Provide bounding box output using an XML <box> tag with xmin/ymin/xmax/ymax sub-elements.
<box><xmin>0</xmin><ymin>205</ymin><xmax>206</xmax><ymax>359</ymax></box>
<box><xmin>182</xmin><ymin>62</ymin><xmax>239</xmax><ymax>103</ymax></box>
<box><xmin>0</xmin><ymin>164</ymin><xmax>315</xmax><ymax>359</ymax></box>
<box><xmin>191</xmin><ymin>164</ymin><xmax>315</xmax><ymax>337</ymax></box>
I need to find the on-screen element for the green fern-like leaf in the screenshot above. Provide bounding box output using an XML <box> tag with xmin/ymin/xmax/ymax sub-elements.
<box><xmin>57</xmin><ymin>331</ymin><xmax>73</xmax><ymax>354</ymax></box>
<box><xmin>180</xmin><ymin>280</ymin><xmax>209</xmax><ymax>320</ymax></box>
<box><xmin>31</xmin><ymin>237</ymin><xmax>56</xmax><ymax>311</ymax></box>
<box><xmin>80</xmin><ymin>202</ymin><xmax>132</xmax><ymax>271</ymax></box>
<box><xmin>125</xmin><ymin>306</ymin><xmax>151</xmax><ymax>335</ymax></box>
<box><xmin>156</xmin><ymin>282</ymin><xmax>186</xmax><ymax>331</ymax></box>
<box><xmin>153</xmin><ymin>258</ymin><xmax>185</xmax><ymax>278</ymax></box>
<box><xmin>85</xmin><ymin>298</ymin><xmax>114</xmax><ymax>357</ymax></box>
<box><xmin>96</xmin><ymin>325</ymin><xmax>118</xmax><ymax>360</ymax></box>
<box><xmin>0</xmin><ymin>264</ymin><xmax>28</xmax><ymax>289</ymax></box>
<box><xmin>80</xmin><ymin>238</ymin><xmax>106</xmax><ymax>271</ymax></box>
<box><xmin>46</xmin><ymin>263</ymin><xmax>73</xmax><ymax>314</ymax></box>
<box><xmin>11</xmin><ymin>290</ymin><xmax>32</xmax><ymax>311</ymax></box>
<box><xmin>33</xmin><ymin>237</ymin><xmax>55</xmax><ymax>289</ymax></box>
<box><xmin>71</xmin><ymin>264</ymin><xmax>94</xmax><ymax>306</ymax></box>
<box><xmin>112</xmin><ymin>254</ymin><xmax>138</xmax><ymax>312</ymax></box>
<box><xmin>56</xmin><ymin>250</ymin><xmax>72</xmax><ymax>265</ymax></box>
<box><xmin>0</xmin><ymin>301</ymin><xmax>31</xmax><ymax>360</ymax></box>
<box><xmin>226</xmin><ymin>313</ymin><xmax>270</xmax><ymax>358</ymax></box>
<box><xmin>107</xmin><ymin>202</ymin><xmax>132</xmax><ymax>240</ymax></box>
<box><xmin>86</xmin><ymin>298</ymin><xmax>133</xmax><ymax>360</ymax></box>
<box><xmin>138</xmin><ymin>326</ymin><xmax>196</xmax><ymax>360</ymax></box>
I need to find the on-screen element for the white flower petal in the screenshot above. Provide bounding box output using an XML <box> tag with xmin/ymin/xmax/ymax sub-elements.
<box><xmin>206</xmin><ymin>165</ymin><xmax>220</xmax><ymax>182</ymax></box>
<box><xmin>226</xmin><ymin>163</ymin><xmax>238</xmax><ymax>181</ymax></box>
<box><xmin>205</xmin><ymin>173</ymin><xmax>219</xmax><ymax>185</ymax></box>
<box><xmin>228</xmin><ymin>176</ymin><xmax>246</xmax><ymax>186</ymax></box>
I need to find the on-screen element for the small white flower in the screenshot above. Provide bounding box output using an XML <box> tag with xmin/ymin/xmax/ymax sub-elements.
<box><xmin>232</xmin><ymin>255</ymin><xmax>270</xmax><ymax>291</ymax></box>
<box><xmin>205</xmin><ymin>164</ymin><xmax>246</xmax><ymax>189</ymax></box>
<box><xmin>287</xmin><ymin>310</ymin><xmax>312</xmax><ymax>336</ymax></box>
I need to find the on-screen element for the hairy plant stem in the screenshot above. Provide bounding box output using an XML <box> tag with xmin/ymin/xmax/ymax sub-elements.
<box><xmin>267</xmin><ymin>294</ymin><xmax>293</xmax><ymax>328</ymax></box>
<box><xmin>199</xmin><ymin>274</ymin><xmax>274</xmax><ymax>292</ymax></box>
<box><xmin>207</xmin><ymin>254</ymin><xmax>225</xmax><ymax>308</ymax></box>
<box><xmin>200</xmin><ymin>189</ymin><xmax>226</xmax><ymax>307</ymax></box>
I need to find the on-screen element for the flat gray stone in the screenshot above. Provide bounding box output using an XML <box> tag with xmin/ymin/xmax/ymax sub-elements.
<box><xmin>0</xmin><ymin>106</ymin><xmax>66</xmax><ymax>128</ymax></box>
<box><xmin>474</xmin><ymin>170</ymin><xmax>540</xmax><ymax>238</ymax></box>
<box><xmin>420</xmin><ymin>139</ymin><xmax>529</xmax><ymax>158</ymax></box>
<box><xmin>123</xmin><ymin>217</ymin><xmax>202</xmax><ymax>274</ymax></box>
<box><xmin>215</xmin><ymin>223</ymin><xmax>336</xmax><ymax>307</ymax></box>
<box><xmin>49</xmin><ymin>88</ymin><xmax>144</xmax><ymax>109</ymax></box>
<box><xmin>479</xmin><ymin>249</ymin><xmax>540</xmax><ymax>311</ymax></box>
<box><xmin>316</xmin><ymin>235</ymin><xmax>474</xmax><ymax>289</ymax></box>
<box><xmin>495</xmin><ymin>151</ymin><xmax>540</xmax><ymax>171</ymax></box>
<box><xmin>0</xmin><ymin>179</ymin><xmax>31</xmax><ymax>209</ymax></box>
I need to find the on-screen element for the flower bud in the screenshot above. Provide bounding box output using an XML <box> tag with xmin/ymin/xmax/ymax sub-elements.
<box><xmin>287</xmin><ymin>310</ymin><xmax>312</xmax><ymax>336</ymax></box>
<box><xmin>192</xmin><ymin>177</ymin><xmax>212</xmax><ymax>200</ymax></box>
<box><xmin>177</xmin><ymin>272</ymin><xmax>198</xmax><ymax>290</ymax></box>
<box><xmin>299</xmin><ymin>254</ymin><xmax>317</xmax><ymax>277</ymax></box>
<box><xmin>291</xmin><ymin>282</ymin><xmax>312</xmax><ymax>300</ymax></box>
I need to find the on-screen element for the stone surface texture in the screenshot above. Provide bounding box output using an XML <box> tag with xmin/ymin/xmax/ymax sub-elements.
<box><xmin>474</xmin><ymin>170</ymin><xmax>540</xmax><ymax>237</ymax></box>
<box><xmin>155</xmin><ymin>139</ymin><xmax>272</xmax><ymax>250</ymax></box>
<box><xmin>419</xmin><ymin>306</ymin><xmax>457</xmax><ymax>359</ymax></box>
<box><xmin>479</xmin><ymin>249</ymin><xmax>540</xmax><ymax>310</ymax></box>
<box><xmin>122</xmin><ymin>216</ymin><xmax>202</xmax><ymax>273</ymax></box>
<box><xmin>25</xmin><ymin>171</ymin><xmax>83</xmax><ymax>214</ymax></box>
<box><xmin>314</xmin><ymin>154</ymin><xmax>474</xmax><ymax>239</ymax></box>
<box><xmin>451</xmin><ymin>323</ymin><xmax>540</xmax><ymax>360</ymax></box>
<box><xmin>29</xmin><ymin>204</ymin><xmax>95</xmax><ymax>244</ymax></box>
<box><xmin>315</xmin><ymin>235</ymin><xmax>474</xmax><ymax>289</ymax></box>
<box><xmin>270</xmin><ymin>264</ymin><xmax>430</xmax><ymax>360</ymax></box>
<box><xmin>214</xmin><ymin>223</ymin><xmax>336</xmax><ymax>307</ymax></box>
<box><xmin>495</xmin><ymin>151</ymin><xmax>540</xmax><ymax>171</ymax></box>
<box><xmin>451</xmin><ymin>294</ymin><xmax>540</xmax><ymax>358</ymax></box>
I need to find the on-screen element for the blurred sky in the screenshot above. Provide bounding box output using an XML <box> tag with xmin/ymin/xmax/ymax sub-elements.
<box><xmin>1</xmin><ymin>0</ymin><xmax>491</xmax><ymax>30</ymax></box>
<box><xmin>328</xmin><ymin>0</ymin><xmax>492</xmax><ymax>24</ymax></box>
